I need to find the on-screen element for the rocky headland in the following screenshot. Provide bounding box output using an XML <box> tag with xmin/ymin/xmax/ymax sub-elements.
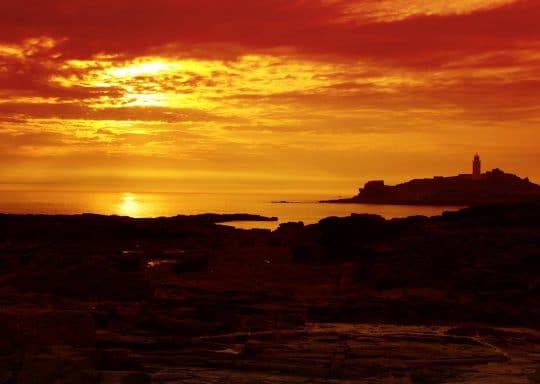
<box><xmin>323</xmin><ymin>168</ymin><xmax>540</xmax><ymax>206</ymax></box>
<box><xmin>1</xmin><ymin>205</ymin><xmax>540</xmax><ymax>383</ymax></box>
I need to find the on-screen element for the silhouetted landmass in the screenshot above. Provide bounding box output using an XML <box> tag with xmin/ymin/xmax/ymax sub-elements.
<box><xmin>323</xmin><ymin>168</ymin><xmax>540</xmax><ymax>205</ymax></box>
<box><xmin>1</xmin><ymin>205</ymin><xmax>540</xmax><ymax>382</ymax></box>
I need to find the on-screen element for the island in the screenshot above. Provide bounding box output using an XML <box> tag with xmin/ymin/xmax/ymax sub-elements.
<box><xmin>323</xmin><ymin>154</ymin><xmax>540</xmax><ymax>205</ymax></box>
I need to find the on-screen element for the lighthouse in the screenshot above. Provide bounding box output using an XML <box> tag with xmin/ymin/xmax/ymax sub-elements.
<box><xmin>472</xmin><ymin>154</ymin><xmax>481</xmax><ymax>180</ymax></box>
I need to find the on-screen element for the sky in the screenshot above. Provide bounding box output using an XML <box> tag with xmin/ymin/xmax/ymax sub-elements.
<box><xmin>1</xmin><ymin>0</ymin><xmax>539</xmax><ymax>194</ymax></box>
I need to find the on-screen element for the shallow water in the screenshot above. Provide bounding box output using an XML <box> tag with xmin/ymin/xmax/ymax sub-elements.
<box><xmin>0</xmin><ymin>190</ymin><xmax>462</xmax><ymax>229</ymax></box>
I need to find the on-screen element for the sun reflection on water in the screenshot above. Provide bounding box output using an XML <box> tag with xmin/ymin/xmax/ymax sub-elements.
<box><xmin>117</xmin><ymin>193</ymin><xmax>142</xmax><ymax>217</ymax></box>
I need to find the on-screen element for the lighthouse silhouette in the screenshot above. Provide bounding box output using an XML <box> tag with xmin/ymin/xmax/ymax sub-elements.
<box><xmin>472</xmin><ymin>154</ymin><xmax>481</xmax><ymax>180</ymax></box>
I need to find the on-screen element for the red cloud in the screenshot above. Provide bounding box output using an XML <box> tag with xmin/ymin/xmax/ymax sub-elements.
<box><xmin>0</xmin><ymin>0</ymin><xmax>538</xmax><ymax>66</ymax></box>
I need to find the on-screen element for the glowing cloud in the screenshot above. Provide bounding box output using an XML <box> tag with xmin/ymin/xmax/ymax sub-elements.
<box><xmin>0</xmin><ymin>0</ymin><xmax>539</xmax><ymax>192</ymax></box>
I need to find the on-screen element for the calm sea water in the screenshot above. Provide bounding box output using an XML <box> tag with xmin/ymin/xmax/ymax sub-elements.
<box><xmin>0</xmin><ymin>190</ymin><xmax>462</xmax><ymax>230</ymax></box>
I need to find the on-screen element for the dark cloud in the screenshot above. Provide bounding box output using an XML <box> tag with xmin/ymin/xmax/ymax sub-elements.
<box><xmin>0</xmin><ymin>0</ymin><xmax>538</xmax><ymax>66</ymax></box>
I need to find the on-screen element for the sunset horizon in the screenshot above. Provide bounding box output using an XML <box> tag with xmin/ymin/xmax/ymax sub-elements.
<box><xmin>3</xmin><ymin>2</ymin><xmax>540</xmax><ymax>382</ymax></box>
<box><xmin>2</xmin><ymin>0</ymin><xmax>540</xmax><ymax>195</ymax></box>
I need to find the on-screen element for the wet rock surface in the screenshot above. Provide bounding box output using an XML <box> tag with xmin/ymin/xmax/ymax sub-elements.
<box><xmin>1</xmin><ymin>206</ymin><xmax>540</xmax><ymax>382</ymax></box>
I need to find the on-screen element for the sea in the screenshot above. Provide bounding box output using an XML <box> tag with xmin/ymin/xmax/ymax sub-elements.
<box><xmin>0</xmin><ymin>190</ymin><xmax>462</xmax><ymax>230</ymax></box>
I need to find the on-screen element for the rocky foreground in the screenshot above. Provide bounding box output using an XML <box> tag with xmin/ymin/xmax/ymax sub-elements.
<box><xmin>1</xmin><ymin>206</ymin><xmax>540</xmax><ymax>383</ymax></box>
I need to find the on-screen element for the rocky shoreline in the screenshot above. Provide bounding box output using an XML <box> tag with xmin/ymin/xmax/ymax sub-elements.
<box><xmin>1</xmin><ymin>205</ymin><xmax>540</xmax><ymax>382</ymax></box>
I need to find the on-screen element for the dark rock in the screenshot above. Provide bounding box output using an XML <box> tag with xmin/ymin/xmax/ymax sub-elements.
<box><xmin>122</xmin><ymin>372</ymin><xmax>151</xmax><ymax>384</ymax></box>
<box><xmin>173</xmin><ymin>255</ymin><xmax>208</xmax><ymax>274</ymax></box>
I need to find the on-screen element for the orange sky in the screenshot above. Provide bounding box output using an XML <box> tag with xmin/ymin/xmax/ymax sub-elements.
<box><xmin>1</xmin><ymin>0</ymin><xmax>539</xmax><ymax>193</ymax></box>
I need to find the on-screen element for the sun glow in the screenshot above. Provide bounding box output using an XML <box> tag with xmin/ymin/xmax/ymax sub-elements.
<box><xmin>106</xmin><ymin>60</ymin><xmax>181</xmax><ymax>78</ymax></box>
<box><xmin>117</xmin><ymin>193</ymin><xmax>141</xmax><ymax>217</ymax></box>
<box><xmin>3</xmin><ymin>0</ymin><xmax>540</xmax><ymax>191</ymax></box>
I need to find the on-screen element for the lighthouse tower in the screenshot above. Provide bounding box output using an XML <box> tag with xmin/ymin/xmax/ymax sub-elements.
<box><xmin>472</xmin><ymin>154</ymin><xmax>481</xmax><ymax>180</ymax></box>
